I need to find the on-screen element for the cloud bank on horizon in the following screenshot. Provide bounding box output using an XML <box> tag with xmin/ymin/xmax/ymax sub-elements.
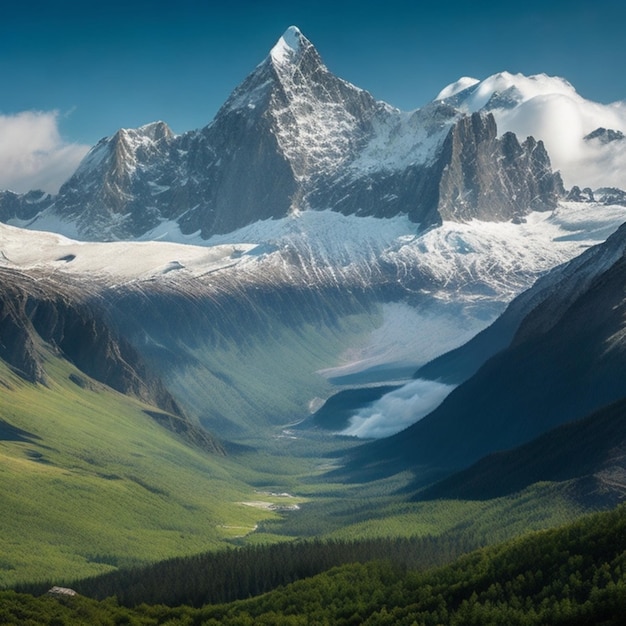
<box><xmin>0</xmin><ymin>111</ymin><xmax>89</xmax><ymax>194</ymax></box>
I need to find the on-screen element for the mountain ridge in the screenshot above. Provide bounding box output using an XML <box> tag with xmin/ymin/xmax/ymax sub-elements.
<box><xmin>0</xmin><ymin>265</ymin><xmax>225</xmax><ymax>452</ymax></box>
<box><xmin>420</xmin><ymin>396</ymin><xmax>626</xmax><ymax>505</ymax></box>
<box><xmin>339</xmin><ymin>219</ymin><xmax>626</xmax><ymax>482</ymax></box>
<box><xmin>0</xmin><ymin>27</ymin><xmax>574</xmax><ymax>242</ymax></box>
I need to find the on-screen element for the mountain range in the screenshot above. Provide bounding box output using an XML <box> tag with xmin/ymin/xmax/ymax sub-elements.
<box><xmin>0</xmin><ymin>26</ymin><xmax>596</xmax><ymax>241</ymax></box>
<box><xmin>1</xmin><ymin>25</ymin><xmax>626</xmax><ymax>591</ymax></box>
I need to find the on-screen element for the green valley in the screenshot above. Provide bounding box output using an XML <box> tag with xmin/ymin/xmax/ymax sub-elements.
<box><xmin>0</xmin><ymin>350</ymin><xmax>306</xmax><ymax>586</ymax></box>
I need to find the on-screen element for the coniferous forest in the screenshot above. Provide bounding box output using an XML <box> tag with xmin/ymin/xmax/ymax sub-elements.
<box><xmin>2</xmin><ymin>505</ymin><xmax>626</xmax><ymax>625</ymax></box>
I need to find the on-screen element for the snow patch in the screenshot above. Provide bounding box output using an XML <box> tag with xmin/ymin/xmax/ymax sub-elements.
<box><xmin>0</xmin><ymin>221</ymin><xmax>255</xmax><ymax>280</ymax></box>
<box><xmin>346</xmin><ymin>106</ymin><xmax>451</xmax><ymax>175</ymax></box>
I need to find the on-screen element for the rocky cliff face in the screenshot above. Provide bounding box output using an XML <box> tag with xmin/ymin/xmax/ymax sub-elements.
<box><xmin>0</xmin><ymin>28</ymin><xmax>566</xmax><ymax>241</ymax></box>
<box><xmin>53</xmin><ymin>122</ymin><xmax>177</xmax><ymax>237</ymax></box>
<box><xmin>0</xmin><ymin>190</ymin><xmax>53</xmax><ymax>224</ymax></box>
<box><xmin>435</xmin><ymin>113</ymin><xmax>563</xmax><ymax>222</ymax></box>
<box><xmin>0</xmin><ymin>267</ymin><xmax>182</xmax><ymax>417</ymax></box>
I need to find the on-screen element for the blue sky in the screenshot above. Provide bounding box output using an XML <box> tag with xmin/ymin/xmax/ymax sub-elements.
<box><xmin>1</xmin><ymin>0</ymin><xmax>625</xmax><ymax>192</ymax></box>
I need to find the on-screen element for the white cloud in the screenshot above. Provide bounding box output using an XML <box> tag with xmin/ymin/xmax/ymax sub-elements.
<box><xmin>341</xmin><ymin>378</ymin><xmax>456</xmax><ymax>439</ymax></box>
<box><xmin>492</xmin><ymin>92</ymin><xmax>626</xmax><ymax>190</ymax></box>
<box><xmin>0</xmin><ymin>110</ymin><xmax>90</xmax><ymax>194</ymax></box>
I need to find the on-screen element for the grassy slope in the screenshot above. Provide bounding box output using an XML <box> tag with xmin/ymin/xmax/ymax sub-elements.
<box><xmin>254</xmin><ymin>475</ymin><xmax>587</xmax><ymax>554</ymax></box>
<box><xmin>0</xmin><ymin>350</ymin><xmax>307</xmax><ymax>587</ymax></box>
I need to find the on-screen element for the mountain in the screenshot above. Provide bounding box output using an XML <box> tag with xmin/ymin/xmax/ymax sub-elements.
<box><xmin>421</xmin><ymin>396</ymin><xmax>626</xmax><ymax>506</ymax></box>
<box><xmin>0</xmin><ymin>262</ymin><xmax>229</xmax><ymax>455</ymax></box>
<box><xmin>2</xmin><ymin>187</ymin><xmax>625</xmax><ymax>441</ymax></box>
<box><xmin>413</xmin><ymin>200</ymin><xmax>626</xmax><ymax>385</ymax></box>
<box><xmin>437</xmin><ymin>71</ymin><xmax>626</xmax><ymax>191</ymax></box>
<box><xmin>1</xmin><ymin>25</ymin><xmax>626</xmax><ymax>595</ymax></box>
<box><xmin>0</xmin><ymin>189</ymin><xmax>52</xmax><ymax>223</ymax></box>
<box><xmin>340</xmin><ymin>219</ymin><xmax>626</xmax><ymax>483</ymax></box>
<box><xmin>1</xmin><ymin>26</ymin><xmax>625</xmax><ymax>447</ymax></box>
<box><xmin>1</xmin><ymin>27</ymin><xmax>564</xmax><ymax>241</ymax></box>
<box><xmin>0</xmin><ymin>266</ymin><xmax>174</xmax><ymax>409</ymax></box>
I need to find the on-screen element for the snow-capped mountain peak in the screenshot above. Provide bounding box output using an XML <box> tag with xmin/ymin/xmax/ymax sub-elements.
<box><xmin>270</xmin><ymin>25</ymin><xmax>306</xmax><ymax>66</ymax></box>
<box><xmin>441</xmin><ymin>71</ymin><xmax>580</xmax><ymax>112</ymax></box>
<box><xmin>72</xmin><ymin>120</ymin><xmax>173</xmax><ymax>174</ymax></box>
<box><xmin>218</xmin><ymin>25</ymin><xmax>326</xmax><ymax>117</ymax></box>
<box><xmin>435</xmin><ymin>76</ymin><xmax>480</xmax><ymax>100</ymax></box>
<box><xmin>1</xmin><ymin>27</ymin><xmax>622</xmax><ymax>242</ymax></box>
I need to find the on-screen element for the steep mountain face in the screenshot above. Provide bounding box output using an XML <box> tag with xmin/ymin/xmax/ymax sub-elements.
<box><xmin>0</xmin><ymin>267</ymin><xmax>183</xmax><ymax>417</ymax></box>
<box><xmin>0</xmin><ymin>190</ymin><xmax>52</xmax><ymax>223</ymax></box>
<box><xmin>421</xmin><ymin>396</ymin><xmax>626</xmax><ymax>506</ymax></box>
<box><xmin>341</xmin><ymin>221</ymin><xmax>626</xmax><ymax>484</ymax></box>
<box><xmin>434</xmin><ymin>113</ymin><xmax>562</xmax><ymax>221</ymax></box>
<box><xmin>0</xmin><ymin>264</ymin><xmax>229</xmax><ymax>454</ymax></box>
<box><xmin>1</xmin><ymin>28</ymin><xmax>563</xmax><ymax>241</ymax></box>
<box><xmin>52</xmin><ymin>121</ymin><xmax>177</xmax><ymax>238</ymax></box>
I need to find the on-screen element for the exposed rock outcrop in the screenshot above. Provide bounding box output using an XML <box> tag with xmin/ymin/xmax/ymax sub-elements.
<box><xmin>0</xmin><ymin>190</ymin><xmax>53</xmax><ymax>223</ymax></box>
<box><xmin>584</xmin><ymin>127</ymin><xmax>625</xmax><ymax>144</ymax></box>
<box><xmin>435</xmin><ymin>113</ymin><xmax>563</xmax><ymax>222</ymax></box>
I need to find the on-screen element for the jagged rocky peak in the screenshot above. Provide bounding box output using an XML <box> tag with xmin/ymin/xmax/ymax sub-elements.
<box><xmin>57</xmin><ymin>124</ymin><xmax>169</xmax><ymax>211</ymax></box>
<box><xmin>220</xmin><ymin>25</ymin><xmax>327</xmax><ymax>115</ymax></box>
<box><xmin>49</xmin><ymin>118</ymin><xmax>179</xmax><ymax>237</ymax></box>
<box><xmin>217</xmin><ymin>24</ymin><xmax>381</xmax><ymax>181</ymax></box>
<box><xmin>135</xmin><ymin>120</ymin><xmax>174</xmax><ymax>142</ymax></box>
<box><xmin>566</xmin><ymin>186</ymin><xmax>626</xmax><ymax>207</ymax></box>
<box><xmin>584</xmin><ymin>127</ymin><xmax>625</xmax><ymax>144</ymax></box>
<box><xmin>566</xmin><ymin>186</ymin><xmax>596</xmax><ymax>202</ymax></box>
<box><xmin>594</xmin><ymin>187</ymin><xmax>626</xmax><ymax>205</ymax></box>
<box><xmin>435</xmin><ymin>112</ymin><xmax>564</xmax><ymax>221</ymax></box>
<box><xmin>74</xmin><ymin>120</ymin><xmax>174</xmax><ymax>176</ymax></box>
<box><xmin>0</xmin><ymin>189</ymin><xmax>52</xmax><ymax>222</ymax></box>
<box><xmin>0</xmin><ymin>28</ymin><xmax>576</xmax><ymax>240</ymax></box>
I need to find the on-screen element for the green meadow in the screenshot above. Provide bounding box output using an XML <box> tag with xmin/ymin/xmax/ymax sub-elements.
<box><xmin>0</xmin><ymin>350</ymin><xmax>301</xmax><ymax>586</ymax></box>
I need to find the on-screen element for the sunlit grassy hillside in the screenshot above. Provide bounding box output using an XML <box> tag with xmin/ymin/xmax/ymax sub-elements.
<box><xmin>0</xmin><ymin>350</ymin><xmax>298</xmax><ymax>586</ymax></box>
